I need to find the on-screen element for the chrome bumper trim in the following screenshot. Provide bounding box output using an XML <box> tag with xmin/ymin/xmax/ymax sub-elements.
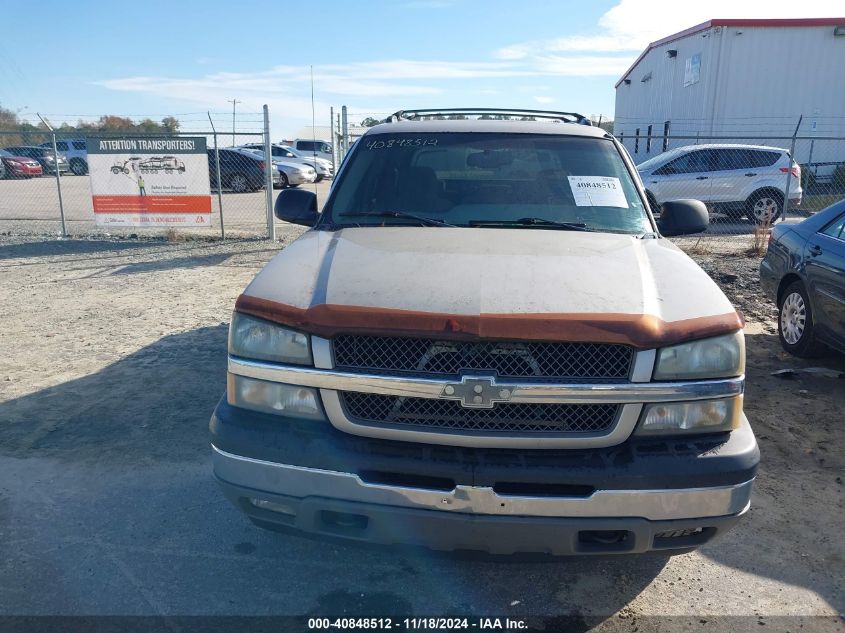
<box><xmin>212</xmin><ymin>445</ymin><xmax>754</xmax><ymax>521</ymax></box>
<box><xmin>228</xmin><ymin>357</ymin><xmax>744</xmax><ymax>405</ymax></box>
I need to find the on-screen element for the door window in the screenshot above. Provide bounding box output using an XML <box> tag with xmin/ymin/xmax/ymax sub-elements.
<box><xmin>659</xmin><ymin>150</ymin><xmax>713</xmax><ymax>174</ymax></box>
<box><xmin>821</xmin><ymin>212</ymin><xmax>845</xmax><ymax>240</ymax></box>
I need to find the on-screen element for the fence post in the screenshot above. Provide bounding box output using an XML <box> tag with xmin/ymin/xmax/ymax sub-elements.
<box><xmin>783</xmin><ymin>115</ymin><xmax>803</xmax><ymax>223</ymax></box>
<box><xmin>329</xmin><ymin>106</ymin><xmax>335</xmax><ymax>166</ymax></box>
<box><xmin>37</xmin><ymin>114</ymin><xmax>67</xmax><ymax>237</ymax></box>
<box><xmin>263</xmin><ymin>104</ymin><xmax>275</xmax><ymax>241</ymax></box>
<box><xmin>341</xmin><ymin>105</ymin><xmax>348</xmax><ymax>159</ymax></box>
<box><xmin>207</xmin><ymin>112</ymin><xmax>225</xmax><ymax>239</ymax></box>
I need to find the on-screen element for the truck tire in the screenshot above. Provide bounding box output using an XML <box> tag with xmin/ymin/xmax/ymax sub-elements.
<box><xmin>746</xmin><ymin>190</ymin><xmax>783</xmax><ymax>224</ymax></box>
<box><xmin>778</xmin><ymin>280</ymin><xmax>824</xmax><ymax>357</ymax></box>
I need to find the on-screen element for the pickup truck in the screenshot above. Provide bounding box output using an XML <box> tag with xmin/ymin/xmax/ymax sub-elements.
<box><xmin>210</xmin><ymin>109</ymin><xmax>758</xmax><ymax>556</ymax></box>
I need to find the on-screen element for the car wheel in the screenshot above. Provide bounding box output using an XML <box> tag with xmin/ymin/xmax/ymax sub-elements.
<box><xmin>778</xmin><ymin>281</ymin><xmax>824</xmax><ymax>357</ymax></box>
<box><xmin>70</xmin><ymin>158</ymin><xmax>88</xmax><ymax>176</ymax></box>
<box><xmin>229</xmin><ymin>173</ymin><xmax>249</xmax><ymax>193</ymax></box>
<box><xmin>278</xmin><ymin>172</ymin><xmax>289</xmax><ymax>189</ymax></box>
<box><xmin>746</xmin><ymin>191</ymin><xmax>783</xmax><ymax>224</ymax></box>
<box><xmin>314</xmin><ymin>175</ymin><xmax>324</xmax><ymax>183</ymax></box>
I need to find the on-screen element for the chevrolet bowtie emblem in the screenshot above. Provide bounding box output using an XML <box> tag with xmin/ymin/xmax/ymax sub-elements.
<box><xmin>441</xmin><ymin>376</ymin><xmax>512</xmax><ymax>409</ymax></box>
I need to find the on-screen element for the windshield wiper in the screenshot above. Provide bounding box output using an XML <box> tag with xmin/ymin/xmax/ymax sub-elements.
<box><xmin>337</xmin><ymin>210</ymin><xmax>456</xmax><ymax>227</ymax></box>
<box><xmin>469</xmin><ymin>217</ymin><xmax>594</xmax><ymax>231</ymax></box>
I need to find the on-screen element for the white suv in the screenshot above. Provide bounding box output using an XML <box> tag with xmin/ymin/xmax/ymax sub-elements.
<box><xmin>39</xmin><ymin>138</ymin><xmax>88</xmax><ymax>175</ymax></box>
<box><xmin>637</xmin><ymin>144</ymin><xmax>802</xmax><ymax>224</ymax></box>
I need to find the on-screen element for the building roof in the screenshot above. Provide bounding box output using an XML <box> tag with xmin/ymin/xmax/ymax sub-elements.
<box><xmin>363</xmin><ymin>119</ymin><xmax>609</xmax><ymax>138</ymax></box>
<box><xmin>615</xmin><ymin>17</ymin><xmax>845</xmax><ymax>89</ymax></box>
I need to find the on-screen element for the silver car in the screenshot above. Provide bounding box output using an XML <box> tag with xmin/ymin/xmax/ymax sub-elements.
<box><xmin>239</xmin><ymin>148</ymin><xmax>316</xmax><ymax>188</ymax></box>
<box><xmin>239</xmin><ymin>143</ymin><xmax>332</xmax><ymax>181</ymax></box>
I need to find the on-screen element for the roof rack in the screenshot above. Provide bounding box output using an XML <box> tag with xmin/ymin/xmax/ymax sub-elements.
<box><xmin>386</xmin><ymin>108</ymin><xmax>593</xmax><ymax>126</ymax></box>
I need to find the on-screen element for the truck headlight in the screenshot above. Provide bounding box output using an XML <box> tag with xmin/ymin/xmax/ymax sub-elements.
<box><xmin>227</xmin><ymin>374</ymin><xmax>325</xmax><ymax>420</ymax></box>
<box><xmin>637</xmin><ymin>396</ymin><xmax>742</xmax><ymax>435</ymax></box>
<box><xmin>228</xmin><ymin>312</ymin><xmax>312</xmax><ymax>365</ymax></box>
<box><xmin>653</xmin><ymin>331</ymin><xmax>744</xmax><ymax>380</ymax></box>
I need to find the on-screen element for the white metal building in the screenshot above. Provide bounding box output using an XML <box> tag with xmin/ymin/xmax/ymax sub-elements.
<box><xmin>613</xmin><ymin>18</ymin><xmax>845</xmax><ymax>166</ymax></box>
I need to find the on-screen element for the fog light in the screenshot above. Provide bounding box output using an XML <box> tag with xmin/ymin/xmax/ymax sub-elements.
<box><xmin>250</xmin><ymin>498</ymin><xmax>296</xmax><ymax>516</ymax></box>
<box><xmin>227</xmin><ymin>374</ymin><xmax>326</xmax><ymax>420</ymax></box>
<box><xmin>637</xmin><ymin>397</ymin><xmax>741</xmax><ymax>435</ymax></box>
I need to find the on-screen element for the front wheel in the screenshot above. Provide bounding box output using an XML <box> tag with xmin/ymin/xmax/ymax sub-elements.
<box><xmin>229</xmin><ymin>173</ymin><xmax>249</xmax><ymax>193</ymax></box>
<box><xmin>778</xmin><ymin>281</ymin><xmax>824</xmax><ymax>357</ymax></box>
<box><xmin>746</xmin><ymin>191</ymin><xmax>783</xmax><ymax>224</ymax></box>
<box><xmin>278</xmin><ymin>172</ymin><xmax>289</xmax><ymax>189</ymax></box>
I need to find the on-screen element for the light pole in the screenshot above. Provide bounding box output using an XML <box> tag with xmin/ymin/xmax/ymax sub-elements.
<box><xmin>227</xmin><ymin>98</ymin><xmax>241</xmax><ymax>146</ymax></box>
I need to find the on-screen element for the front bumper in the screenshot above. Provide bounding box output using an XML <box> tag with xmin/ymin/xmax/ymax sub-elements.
<box><xmin>284</xmin><ymin>171</ymin><xmax>316</xmax><ymax>185</ymax></box>
<box><xmin>210</xmin><ymin>399</ymin><xmax>758</xmax><ymax>555</ymax></box>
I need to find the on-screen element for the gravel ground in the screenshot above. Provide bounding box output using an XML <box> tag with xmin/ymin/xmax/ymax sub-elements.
<box><xmin>0</xmin><ymin>233</ymin><xmax>842</xmax><ymax>631</ymax></box>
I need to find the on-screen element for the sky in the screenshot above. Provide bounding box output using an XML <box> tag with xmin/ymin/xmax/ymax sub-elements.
<box><xmin>0</xmin><ymin>0</ymin><xmax>842</xmax><ymax>138</ymax></box>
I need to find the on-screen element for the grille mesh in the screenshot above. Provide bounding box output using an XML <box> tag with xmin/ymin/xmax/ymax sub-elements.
<box><xmin>333</xmin><ymin>336</ymin><xmax>633</xmax><ymax>381</ymax></box>
<box><xmin>341</xmin><ymin>392</ymin><xmax>619</xmax><ymax>434</ymax></box>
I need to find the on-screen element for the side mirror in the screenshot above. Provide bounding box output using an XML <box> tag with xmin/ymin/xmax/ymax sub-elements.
<box><xmin>274</xmin><ymin>189</ymin><xmax>318</xmax><ymax>226</ymax></box>
<box><xmin>658</xmin><ymin>199</ymin><xmax>709</xmax><ymax>236</ymax></box>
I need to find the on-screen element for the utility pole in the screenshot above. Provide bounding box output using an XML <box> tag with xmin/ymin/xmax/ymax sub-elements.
<box><xmin>227</xmin><ymin>98</ymin><xmax>241</xmax><ymax>146</ymax></box>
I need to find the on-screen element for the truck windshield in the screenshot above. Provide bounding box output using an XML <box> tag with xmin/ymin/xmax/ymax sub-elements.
<box><xmin>323</xmin><ymin>133</ymin><xmax>650</xmax><ymax>234</ymax></box>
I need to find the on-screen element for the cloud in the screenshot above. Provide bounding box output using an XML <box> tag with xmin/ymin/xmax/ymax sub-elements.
<box><xmin>95</xmin><ymin>53</ymin><xmax>637</xmax><ymax>134</ymax></box>
<box><xmin>534</xmin><ymin>96</ymin><xmax>554</xmax><ymax>104</ymax></box>
<box><xmin>495</xmin><ymin>0</ymin><xmax>845</xmax><ymax>57</ymax></box>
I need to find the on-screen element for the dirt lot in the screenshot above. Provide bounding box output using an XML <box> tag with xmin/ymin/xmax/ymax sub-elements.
<box><xmin>0</xmin><ymin>232</ymin><xmax>842</xmax><ymax>631</ymax></box>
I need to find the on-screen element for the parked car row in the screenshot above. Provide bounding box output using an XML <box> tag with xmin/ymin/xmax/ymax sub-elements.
<box><xmin>206</xmin><ymin>147</ymin><xmax>317</xmax><ymax>193</ymax></box>
<box><xmin>0</xmin><ymin>146</ymin><xmax>69</xmax><ymax>178</ymax></box>
<box><xmin>238</xmin><ymin>143</ymin><xmax>333</xmax><ymax>181</ymax></box>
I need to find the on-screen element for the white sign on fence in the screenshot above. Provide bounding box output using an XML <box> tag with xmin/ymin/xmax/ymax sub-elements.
<box><xmin>87</xmin><ymin>137</ymin><xmax>212</xmax><ymax>227</ymax></box>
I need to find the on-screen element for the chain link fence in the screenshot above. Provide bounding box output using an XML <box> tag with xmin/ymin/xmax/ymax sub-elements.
<box><xmin>0</xmin><ymin>111</ymin><xmax>282</xmax><ymax>238</ymax></box>
<box><xmin>2</xmin><ymin>116</ymin><xmax>844</xmax><ymax>252</ymax></box>
<box><xmin>619</xmin><ymin>133</ymin><xmax>845</xmax><ymax>253</ymax></box>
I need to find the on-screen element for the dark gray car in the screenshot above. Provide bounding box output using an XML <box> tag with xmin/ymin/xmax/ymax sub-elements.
<box><xmin>760</xmin><ymin>200</ymin><xmax>845</xmax><ymax>356</ymax></box>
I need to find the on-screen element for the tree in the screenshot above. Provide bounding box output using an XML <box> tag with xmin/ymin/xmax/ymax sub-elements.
<box><xmin>0</xmin><ymin>106</ymin><xmax>182</xmax><ymax>141</ymax></box>
<box><xmin>0</xmin><ymin>103</ymin><xmax>19</xmax><ymax>131</ymax></box>
<box><xmin>360</xmin><ymin>117</ymin><xmax>381</xmax><ymax>127</ymax></box>
<box><xmin>161</xmin><ymin>116</ymin><xmax>180</xmax><ymax>134</ymax></box>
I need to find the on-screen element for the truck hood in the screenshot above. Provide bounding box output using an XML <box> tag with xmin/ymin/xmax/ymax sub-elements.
<box><xmin>238</xmin><ymin>228</ymin><xmax>742</xmax><ymax>348</ymax></box>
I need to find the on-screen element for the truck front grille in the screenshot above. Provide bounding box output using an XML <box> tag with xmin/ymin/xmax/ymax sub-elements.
<box><xmin>340</xmin><ymin>392</ymin><xmax>619</xmax><ymax>434</ymax></box>
<box><xmin>332</xmin><ymin>336</ymin><xmax>633</xmax><ymax>382</ymax></box>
